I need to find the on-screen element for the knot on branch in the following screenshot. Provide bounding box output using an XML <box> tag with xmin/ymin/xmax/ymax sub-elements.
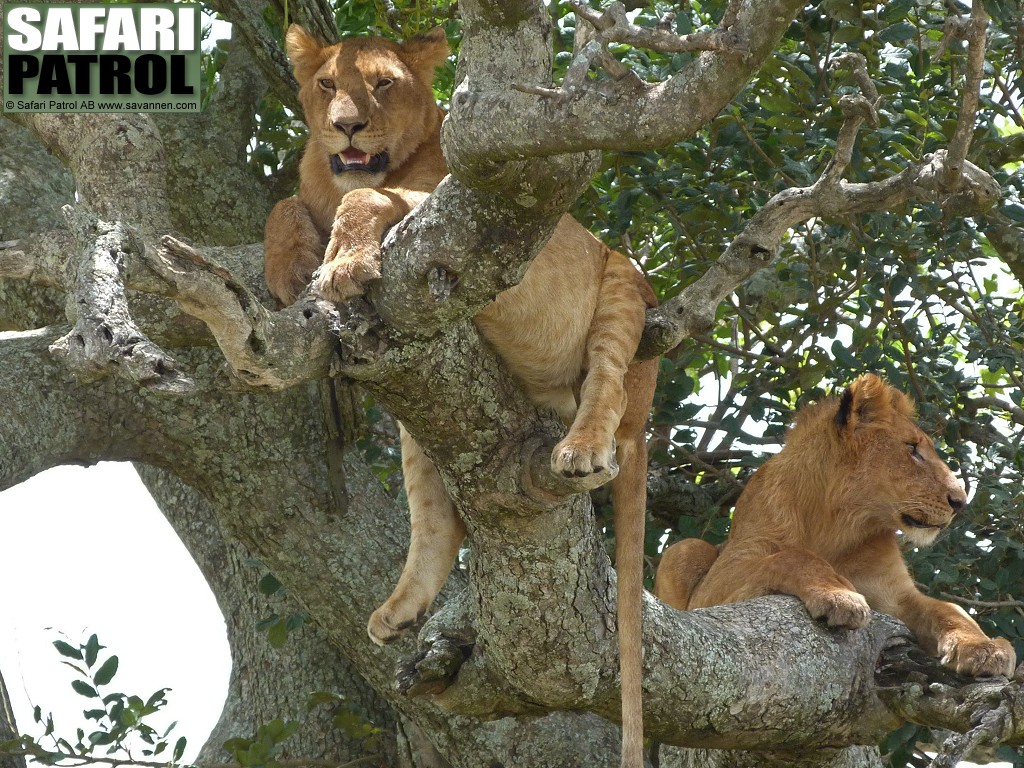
<box><xmin>395</xmin><ymin>636</ymin><xmax>470</xmax><ymax>698</ymax></box>
<box><xmin>829</xmin><ymin>52</ymin><xmax>880</xmax><ymax>104</ymax></box>
<box><xmin>0</xmin><ymin>240</ymin><xmax>31</xmax><ymax>280</ymax></box>
<box><xmin>838</xmin><ymin>94</ymin><xmax>880</xmax><ymax>130</ymax></box>
<box><xmin>914</xmin><ymin>151</ymin><xmax>1001</xmax><ymax>215</ymax></box>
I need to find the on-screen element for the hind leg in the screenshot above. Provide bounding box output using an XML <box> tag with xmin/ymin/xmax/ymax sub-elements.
<box><xmin>654</xmin><ymin>539</ymin><xmax>720</xmax><ymax>610</ymax></box>
<box><xmin>551</xmin><ymin>252</ymin><xmax>650</xmax><ymax>479</ymax></box>
<box><xmin>368</xmin><ymin>424</ymin><xmax>466</xmax><ymax>645</ymax></box>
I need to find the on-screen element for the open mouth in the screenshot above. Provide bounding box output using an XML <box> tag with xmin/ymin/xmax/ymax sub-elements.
<box><xmin>330</xmin><ymin>149</ymin><xmax>388</xmax><ymax>174</ymax></box>
<box><xmin>900</xmin><ymin>514</ymin><xmax>941</xmax><ymax>531</ymax></box>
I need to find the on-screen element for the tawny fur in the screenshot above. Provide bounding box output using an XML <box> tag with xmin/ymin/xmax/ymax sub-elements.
<box><xmin>654</xmin><ymin>374</ymin><xmax>1016</xmax><ymax>678</ymax></box>
<box><xmin>264</xmin><ymin>26</ymin><xmax>658</xmax><ymax>767</ymax></box>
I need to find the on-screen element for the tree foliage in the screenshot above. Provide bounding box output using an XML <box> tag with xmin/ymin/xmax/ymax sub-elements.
<box><xmin>2</xmin><ymin>0</ymin><xmax>1024</xmax><ymax>766</ymax></box>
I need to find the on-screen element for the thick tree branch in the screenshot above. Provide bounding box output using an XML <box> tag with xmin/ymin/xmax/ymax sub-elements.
<box><xmin>153</xmin><ymin>36</ymin><xmax>274</xmax><ymax>245</ymax></box>
<box><xmin>48</xmin><ymin>211</ymin><xmax>193</xmax><ymax>394</ymax></box>
<box><xmin>444</xmin><ymin>0</ymin><xmax>805</xmax><ymax>168</ymax></box>
<box><xmin>8</xmin><ymin>114</ymin><xmax>171</xmax><ymax>234</ymax></box>
<box><xmin>150</xmin><ymin>237</ymin><xmax>348</xmax><ymax>388</ymax></box>
<box><xmin>0</xmin><ymin>231</ymin><xmax>71</xmax><ymax>289</ymax></box>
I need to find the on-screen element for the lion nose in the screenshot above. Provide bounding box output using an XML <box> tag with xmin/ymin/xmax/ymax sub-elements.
<box><xmin>947</xmin><ymin>493</ymin><xmax>966</xmax><ymax>513</ymax></box>
<box><xmin>333</xmin><ymin>120</ymin><xmax>366</xmax><ymax>137</ymax></box>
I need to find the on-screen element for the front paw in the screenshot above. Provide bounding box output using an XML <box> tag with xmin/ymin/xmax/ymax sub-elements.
<box><xmin>367</xmin><ymin>597</ymin><xmax>427</xmax><ymax>646</ymax></box>
<box><xmin>940</xmin><ymin>636</ymin><xmax>1016</xmax><ymax>678</ymax></box>
<box><xmin>805</xmin><ymin>589</ymin><xmax>871</xmax><ymax>629</ymax></box>
<box><xmin>312</xmin><ymin>248</ymin><xmax>381</xmax><ymax>303</ymax></box>
<box><xmin>313</xmin><ymin>227</ymin><xmax>383</xmax><ymax>303</ymax></box>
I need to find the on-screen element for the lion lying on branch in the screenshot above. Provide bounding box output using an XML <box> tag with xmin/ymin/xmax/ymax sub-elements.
<box><xmin>656</xmin><ymin>374</ymin><xmax>1016</xmax><ymax>678</ymax></box>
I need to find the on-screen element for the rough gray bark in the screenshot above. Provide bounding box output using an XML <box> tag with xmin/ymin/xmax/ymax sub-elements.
<box><xmin>134</xmin><ymin>465</ymin><xmax>403</xmax><ymax>766</ymax></box>
<box><xmin>1</xmin><ymin>2</ymin><xmax>1021</xmax><ymax>767</ymax></box>
<box><xmin>0</xmin><ymin>671</ymin><xmax>26</xmax><ymax>768</ymax></box>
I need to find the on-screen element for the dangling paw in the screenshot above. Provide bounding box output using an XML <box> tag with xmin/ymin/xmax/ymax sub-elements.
<box><xmin>367</xmin><ymin>594</ymin><xmax>428</xmax><ymax>646</ymax></box>
<box><xmin>551</xmin><ymin>435</ymin><xmax>618</xmax><ymax>484</ymax></box>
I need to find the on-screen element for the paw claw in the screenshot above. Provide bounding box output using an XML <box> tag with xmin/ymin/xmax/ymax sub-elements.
<box><xmin>551</xmin><ymin>437</ymin><xmax>618</xmax><ymax>485</ymax></box>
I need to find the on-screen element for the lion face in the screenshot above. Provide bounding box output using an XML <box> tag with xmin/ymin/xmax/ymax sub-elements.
<box><xmin>285</xmin><ymin>26</ymin><xmax>448</xmax><ymax>193</ymax></box>
<box><xmin>835</xmin><ymin>375</ymin><xmax>967</xmax><ymax>546</ymax></box>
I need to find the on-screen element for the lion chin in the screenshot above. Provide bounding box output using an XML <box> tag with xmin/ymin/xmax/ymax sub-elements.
<box><xmin>898</xmin><ymin>512</ymin><xmax>945</xmax><ymax>546</ymax></box>
<box><xmin>655</xmin><ymin>373</ymin><xmax>1017</xmax><ymax>679</ymax></box>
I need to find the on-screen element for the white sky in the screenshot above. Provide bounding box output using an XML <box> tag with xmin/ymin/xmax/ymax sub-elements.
<box><xmin>0</xmin><ymin>463</ymin><xmax>229</xmax><ymax>762</ymax></box>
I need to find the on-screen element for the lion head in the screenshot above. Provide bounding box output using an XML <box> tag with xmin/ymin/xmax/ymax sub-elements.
<box><xmin>786</xmin><ymin>374</ymin><xmax>967</xmax><ymax>546</ymax></box>
<box><xmin>285</xmin><ymin>25</ymin><xmax>448</xmax><ymax>193</ymax></box>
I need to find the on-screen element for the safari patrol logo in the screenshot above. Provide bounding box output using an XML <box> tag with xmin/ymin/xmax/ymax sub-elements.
<box><xmin>3</xmin><ymin>4</ymin><xmax>201</xmax><ymax>113</ymax></box>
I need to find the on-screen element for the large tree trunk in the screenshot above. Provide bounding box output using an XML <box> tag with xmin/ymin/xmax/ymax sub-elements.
<box><xmin>135</xmin><ymin>465</ymin><xmax>404</xmax><ymax>765</ymax></box>
<box><xmin>0</xmin><ymin>671</ymin><xmax>26</xmax><ymax>768</ymax></box>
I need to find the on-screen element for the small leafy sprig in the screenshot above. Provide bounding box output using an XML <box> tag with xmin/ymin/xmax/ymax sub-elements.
<box><xmin>0</xmin><ymin>634</ymin><xmax>384</xmax><ymax>768</ymax></box>
<box><xmin>1</xmin><ymin>633</ymin><xmax>186</xmax><ymax>766</ymax></box>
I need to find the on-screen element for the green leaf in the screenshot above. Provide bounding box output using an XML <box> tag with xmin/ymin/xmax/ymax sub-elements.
<box><xmin>267</xmin><ymin>620</ymin><xmax>289</xmax><ymax>649</ymax></box>
<box><xmin>53</xmin><ymin>640</ymin><xmax>83</xmax><ymax>660</ymax></box>
<box><xmin>878</xmin><ymin>20</ymin><xmax>916</xmax><ymax>42</ymax></box>
<box><xmin>173</xmin><ymin>736</ymin><xmax>187</xmax><ymax>762</ymax></box>
<box><xmin>93</xmin><ymin>655</ymin><xmax>119</xmax><ymax>686</ymax></box>
<box><xmin>258</xmin><ymin>573</ymin><xmax>283</xmax><ymax>596</ymax></box>
<box><xmin>84</xmin><ymin>635</ymin><xmax>101</xmax><ymax>668</ymax></box>
<box><xmin>88</xmin><ymin>731</ymin><xmax>116</xmax><ymax>746</ymax></box>
<box><xmin>904</xmin><ymin>109</ymin><xmax>928</xmax><ymax>127</ymax></box>
<box><xmin>71</xmin><ymin>680</ymin><xmax>99</xmax><ymax>699</ymax></box>
<box><xmin>223</xmin><ymin>737</ymin><xmax>252</xmax><ymax>755</ymax></box>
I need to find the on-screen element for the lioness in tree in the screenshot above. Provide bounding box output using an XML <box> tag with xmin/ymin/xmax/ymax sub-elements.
<box><xmin>263</xmin><ymin>26</ymin><xmax>658</xmax><ymax>767</ymax></box>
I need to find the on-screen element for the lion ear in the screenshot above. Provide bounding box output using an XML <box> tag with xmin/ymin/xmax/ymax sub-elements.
<box><xmin>286</xmin><ymin>24</ymin><xmax>331</xmax><ymax>84</ymax></box>
<box><xmin>401</xmin><ymin>27</ymin><xmax>449</xmax><ymax>81</ymax></box>
<box><xmin>835</xmin><ymin>373</ymin><xmax>892</xmax><ymax>428</ymax></box>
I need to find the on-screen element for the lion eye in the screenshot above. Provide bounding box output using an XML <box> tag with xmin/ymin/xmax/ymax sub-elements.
<box><xmin>908</xmin><ymin>443</ymin><xmax>923</xmax><ymax>462</ymax></box>
<box><xmin>375</xmin><ymin>77</ymin><xmax>394</xmax><ymax>91</ymax></box>
<box><xmin>318</xmin><ymin>78</ymin><xmax>335</xmax><ymax>91</ymax></box>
